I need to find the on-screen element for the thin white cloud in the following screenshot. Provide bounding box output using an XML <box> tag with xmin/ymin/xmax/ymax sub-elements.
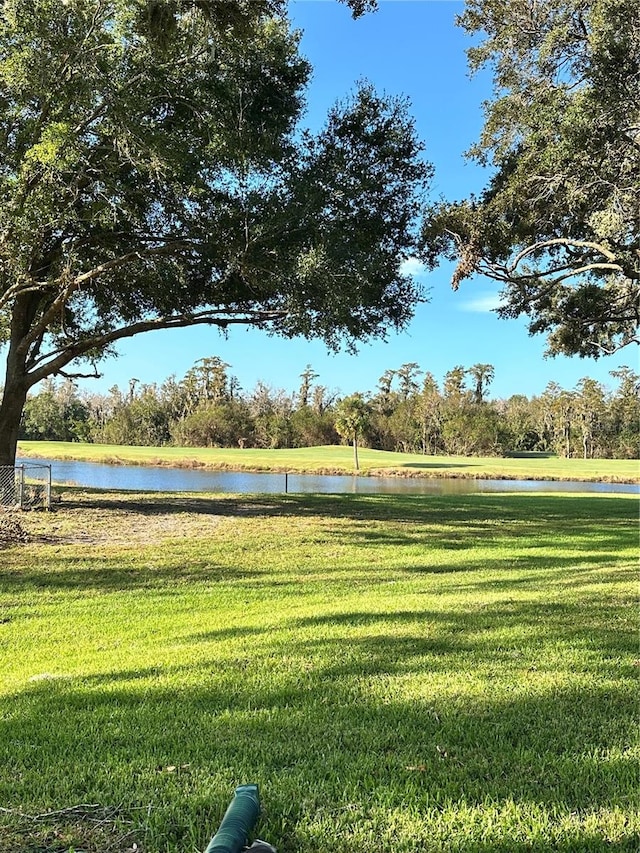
<box><xmin>460</xmin><ymin>293</ymin><xmax>505</xmax><ymax>313</ymax></box>
<box><xmin>399</xmin><ymin>257</ymin><xmax>427</xmax><ymax>278</ymax></box>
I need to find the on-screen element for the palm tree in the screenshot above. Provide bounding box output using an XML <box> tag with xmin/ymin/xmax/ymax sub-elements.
<box><xmin>334</xmin><ymin>394</ymin><xmax>371</xmax><ymax>471</ymax></box>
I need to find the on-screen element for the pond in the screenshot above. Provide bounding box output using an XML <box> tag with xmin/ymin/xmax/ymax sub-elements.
<box><xmin>16</xmin><ymin>456</ymin><xmax>639</xmax><ymax>495</ymax></box>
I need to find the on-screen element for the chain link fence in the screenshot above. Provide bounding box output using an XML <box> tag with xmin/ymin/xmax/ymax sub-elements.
<box><xmin>0</xmin><ymin>464</ymin><xmax>51</xmax><ymax>510</ymax></box>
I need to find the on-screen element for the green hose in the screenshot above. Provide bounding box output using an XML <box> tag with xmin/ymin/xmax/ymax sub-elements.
<box><xmin>204</xmin><ymin>784</ymin><xmax>261</xmax><ymax>853</ymax></box>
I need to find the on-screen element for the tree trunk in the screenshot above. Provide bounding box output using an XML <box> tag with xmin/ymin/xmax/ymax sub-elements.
<box><xmin>0</xmin><ymin>293</ymin><xmax>42</xmax><ymax>465</ymax></box>
<box><xmin>0</xmin><ymin>293</ymin><xmax>36</xmax><ymax>467</ymax></box>
<box><xmin>0</xmin><ymin>372</ymin><xmax>28</xmax><ymax>468</ymax></box>
<box><xmin>352</xmin><ymin>435</ymin><xmax>359</xmax><ymax>471</ymax></box>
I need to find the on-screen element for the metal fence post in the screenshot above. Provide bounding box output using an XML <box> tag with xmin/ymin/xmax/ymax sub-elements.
<box><xmin>45</xmin><ymin>465</ymin><xmax>52</xmax><ymax>510</ymax></box>
<box><xmin>16</xmin><ymin>466</ymin><xmax>24</xmax><ymax>509</ymax></box>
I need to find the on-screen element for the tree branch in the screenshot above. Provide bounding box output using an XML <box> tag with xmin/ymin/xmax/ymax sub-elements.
<box><xmin>57</xmin><ymin>366</ymin><xmax>102</xmax><ymax>380</ymax></box>
<box><xmin>509</xmin><ymin>238</ymin><xmax>619</xmax><ymax>271</ymax></box>
<box><xmin>20</xmin><ymin>242</ymin><xmax>193</xmax><ymax>352</ymax></box>
<box><xmin>590</xmin><ymin>336</ymin><xmax>640</xmax><ymax>355</ymax></box>
<box><xmin>26</xmin><ymin>308</ymin><xmax>287</xmax><ymax>386</ymax></box>
<box><xmin>544</xmin><ymin>262</ymin><xmax>625</xmax><ymax>286</ymax></box>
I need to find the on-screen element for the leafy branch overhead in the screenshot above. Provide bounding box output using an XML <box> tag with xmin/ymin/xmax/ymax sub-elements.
<box><xmin>0</xmin><ymin>0</ymin><xmax>430</xmax><ymax>466</ymax></box>
<box><xmin>421</xmin><ymin>0</ymin><xmax>640</xmax><ymax>358</ymax></box>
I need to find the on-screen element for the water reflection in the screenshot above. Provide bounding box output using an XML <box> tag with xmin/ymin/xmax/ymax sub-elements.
<box><xmin>16</xmin><ymin>457</ymin><xmax>639</xmax><ymax>495</ymax></box>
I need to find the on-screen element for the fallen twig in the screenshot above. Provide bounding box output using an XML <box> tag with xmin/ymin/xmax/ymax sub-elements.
<box><xmin>0</xmin><ymin>802</ymin><xmax>130</xmax><ymax>823</ymax></box>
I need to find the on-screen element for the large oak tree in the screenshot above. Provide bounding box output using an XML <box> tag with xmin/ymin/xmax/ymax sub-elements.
<box><xmin>421</xmin><ymin>0</ymin><xmax>639</xmax><ymax>358</ymax></box>
<box><xmin>0</xmin><ymin>0</ymin><xmax>429</xmax><ymax>465</ymax></box>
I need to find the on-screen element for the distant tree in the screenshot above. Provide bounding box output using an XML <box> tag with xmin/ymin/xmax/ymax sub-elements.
<box><xmin>540</xmin><ymin>382</ymin><xmax>576</xmax><ymax>458</ymax></box>
<box><xmin>608</xmin><ymin>366</ymin><xmax>640</xmax><ymax>457</ymax></box>
<box><xmin>173</xmin><ymin>399</ymin><xmax>253</xmax><ymax>448</ymax></box>
<box><xmin>128</xmin><ymin>384</ymin><xmax>173</xmax><ymax>446</ymax></box>
<box><xmin>377</xmin><ymin>369</ymin><xmax>396</xmax><ymax>401</ymax></box>
<box><xmin>440</xmin><ymin>364</ymin><xmax>501</xmax><ymax>454</ymax></box>
<box><xmin>499</xmin><ymin>394</ymin><xmax>540</xmax><ymax>452</ymax></box>
<box><xmin>297</xmin><ymin>365</ymin><xmax>319</xmax><ymax>409</ymax></box>
<box><xmin>311</xmin><ymin>384</ymin><xmax>337</xmax><ymax>415</ymax></box>
<box><xmin>421</xmin><ymin>0</ymin><xmax>640</xmax><ymax>357</ymax></box>
<box><xmin>158</xmin><ymin>374</ymin><xmax>192</xmax><ymax>426</ymax></box>
<box><xmin>418</xmin><ymin>372</ymin><xmax>443</xmax><ymax>454</ymax></box>
<box><xmin>396</xmin><ymin>362</ymin><xmax>422</xmax><ymax>400</ymax></box>
<box><xmin>443</xmin><ymin>366</ymin><xmax>468</xmax><ymax>405</ymax></box>
<box><xmin>468</xmin><ymin>363</ymin><xmax>495</xmax><ymax>404</ymax></box>
<box><xmin>387</xmin><ymin>399</ymin><xmax>422</xmax><ymax>454</ymax></box>
<box><xmin>184</xmin><ymin>358</ymin><xmax>231</xmax><ymax>405</ymax></box>
<box><xmin>0</xmin><ymin>0</ymin><xmax>431</xmax><ymax>466</ymax></box>
<box><xmin>247</xmin><ymin>382</ymin><xmax>294</xmax><ymax>448</ymax></box>
<box><xmin>20</xmin><ymin>378</ymin><xmax>90</xmax><ymax>441</ymax></box>
<box><xmin>441</xmin><ymin>402</ymin><xmax>501</xmax><ymax>456</ymax></box>
<box><xmin>21</xmin><ymin>379</ymin><xmax>66</xmax><ymax>441</ymax></box>
<box><xmin>372</xmin><ymin>370</ymin><xmax>398</xmax><ymax>440</ymax></box>
<box><xmin>290</xmin><ymin>405</ymin><xmax>337</xmax><ymax>448</ymax></box>
<box><xmin>574</xmin><ymin>378</ymin><xmax>607</xmax><ymax>458</ymax></box>
<box><xmin>334</xmin><ymin>393</ymin><xmax>371</xmax><ymax>471</ymax></box>
<box><xmin>457</xmin><ymin>405</ymin><xmax>502</xmax><ymax>456</ymax></box>
<box><xmin>369</xmin><ymin>362</ymin><xmax>422</xmax><ymax>452</ymax></box>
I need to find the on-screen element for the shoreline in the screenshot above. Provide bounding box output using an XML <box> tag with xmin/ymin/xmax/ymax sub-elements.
<box><xmin>16</xmin><ymin>450</ymin><xmax>640</xmax><ymax>485</ymax></box>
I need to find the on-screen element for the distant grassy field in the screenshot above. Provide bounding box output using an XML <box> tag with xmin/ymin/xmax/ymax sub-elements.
<box><xmin>17</xmin><ymin>440</ymin><xmax>640</xmax><ymax>482</ymax></box>
<box><xmin>1</xmin><ymin>489</ymin><xmax>638</xmax><ymax>852</ymax></box>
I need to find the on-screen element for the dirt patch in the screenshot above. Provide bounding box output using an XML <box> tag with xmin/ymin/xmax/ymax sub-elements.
<box><xmin>18</xmin><ymin>491</ymin><xmax>228</xmax><ymax>547</ymax></box>
<box><xmin>0</xmin><ymin>512</ymin><xmax>29</xmax><ymax>548</ymax></box>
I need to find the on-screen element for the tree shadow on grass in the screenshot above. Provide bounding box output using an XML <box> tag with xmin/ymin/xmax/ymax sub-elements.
<box><xmin>504</xmin><ymin>452</ymin><xmax>557</xmax><ymax>459</ymax></box>
<box><xmin>2</xmin><ymin>633</ymin><xmax>637</xmax><ymax>852</ymax></box>
<box><xmin>0</xmin><ymin>557</ymin><xmax>260</xmax><ymax>592</ymax></box>
<box><xmin>3</xmin><ymin>493</ymin><xmax>637</xmax><ymax>849</ymax></box>
<box><xmin>51</xmin><ymin>489</ymin><xmax>638</xmax><ymax>525</ymax></box>
<box><xmin>45</xmin><ymin>491</ymin><xmax>636</xmax><ymax>569</ymax></box>
<box><xmin>286</xmin><ymin>596</ymin><xmax>637</xmax><ymax>672</ymax></box>
<box><xmin>0</xmin><ymin>542</ymin><xmax>633</xmax><ymax>596</ymax></box>
<box><xmin>20</xmin><ymin>490</ymin><xmax>633</xmax><ymax>594</ymax></box>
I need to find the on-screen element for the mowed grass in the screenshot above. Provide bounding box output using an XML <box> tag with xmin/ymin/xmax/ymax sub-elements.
<box><xmin>17</xmin><ymin>440</ymin><xmax>640</xmax><ymax>482</ymax></box>
<box><xmin>0</xmin><ymin>490</ymin><xmax>638</xmax><ymax>852</ymax></box>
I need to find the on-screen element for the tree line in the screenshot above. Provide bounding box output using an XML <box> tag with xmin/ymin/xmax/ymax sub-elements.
<box><xmin>17</xmin><ymin>357</ymin><xmax>640</xmax><ymax>459</ymax></box>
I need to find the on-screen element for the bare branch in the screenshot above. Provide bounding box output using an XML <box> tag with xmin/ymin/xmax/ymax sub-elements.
<box><xmin>56</xmin><ymin>367</ymin><xmax>102</xmax><ymax>380</ymax></box>
<box><xmin>468</xmin><ymin>254</ymin><xmax>626</xmax><ymax>289</ymax></box>
<box><xmin>509</xmin><ymin>238</ymin><xmax>619</xmax><ymax>271</ymax></box>
<box><xmin>591</xmin><ymin>336</ymin><xmax>640</xmax><ymax>355</ymax></box>
<box><xmin>545</xmin><ymin>262</ymin><xmax>625</xmax><ymax>286</ymax></box>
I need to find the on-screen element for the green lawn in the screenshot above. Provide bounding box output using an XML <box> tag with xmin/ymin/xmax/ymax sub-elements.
<box><xmin>0</xmin><ymin>490</ymin><xmax>638</xmax><ymax>852</ymax></box>
<box><xmin>17</xmin><ymin>440</ymin><xmax>640</xmax><ymax>482</ymax></box>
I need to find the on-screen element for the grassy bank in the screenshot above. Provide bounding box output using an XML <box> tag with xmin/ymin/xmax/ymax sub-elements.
<box><xmin>17</xmin><ymin>440</ymin><xmax>640</xmax><ymax>482</ymax></box>
<box><xmin>1</xmin><ymin>489</ymin><xmax>638</xmax><ymax>852</ymax></box>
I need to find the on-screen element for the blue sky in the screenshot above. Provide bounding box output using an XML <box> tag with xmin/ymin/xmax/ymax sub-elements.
<box><xmin>77</xmin><ymin>0</ymin><xmax>634</xmax><ymax>400</ymax></box>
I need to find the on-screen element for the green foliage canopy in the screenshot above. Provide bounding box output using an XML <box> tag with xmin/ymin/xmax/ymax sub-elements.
<box><xmin>421</xmin><ymin>0</ymin><xmax>640</xmax><ymax>358</ymax></box>
<box><xmin>0</xmin><ymin>0</ymin><xmax>430</xmax><ymax>464</ymax></box>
